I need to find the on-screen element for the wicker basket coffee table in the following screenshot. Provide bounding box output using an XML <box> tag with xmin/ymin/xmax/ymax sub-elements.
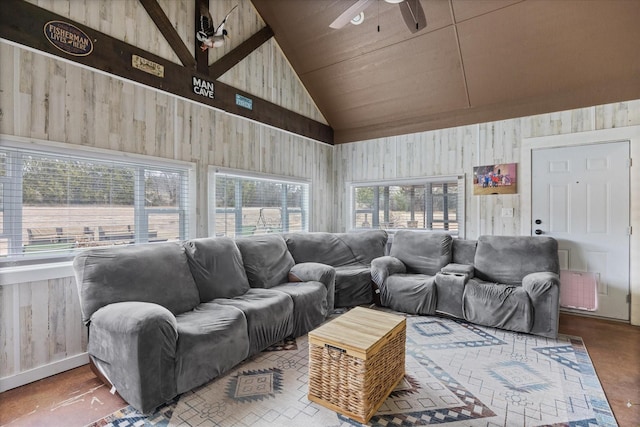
<box><xmin>307</xmin><ymin>307</ymin><xmax>406</xmax><ymax>423</ymax></box>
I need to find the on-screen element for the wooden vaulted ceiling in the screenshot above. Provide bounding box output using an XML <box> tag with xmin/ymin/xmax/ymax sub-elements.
<box><xmin>251</xmin><ymin>0</ymin><xmax>640</xmax><ymax>143</ymax></box>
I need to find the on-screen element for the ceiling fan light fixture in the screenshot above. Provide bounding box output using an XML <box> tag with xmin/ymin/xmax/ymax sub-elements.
<box><xmin>384</xmin><ymin>0</ymin><xmax>405</xmax><ymax>4</ymax></box>
<box><xmin>350</xmin><ymin>11</ymin><xmax>365</xmax><ymax>25</ymax></box>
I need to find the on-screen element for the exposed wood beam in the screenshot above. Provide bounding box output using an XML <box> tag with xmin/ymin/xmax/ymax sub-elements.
<box><xmin>209</xmin><ymin>25</ymin><xmax>274</xmax><ymax>80</ymax></box>
<box><xmin>139</xmin><ymin>0</ymin><xmax>196</xmax><ymax>69</ymax></box>
<box><xmin>1</xmin><ymin>0</ymin><xmax>333</xmax><ymax>144</ymax></box>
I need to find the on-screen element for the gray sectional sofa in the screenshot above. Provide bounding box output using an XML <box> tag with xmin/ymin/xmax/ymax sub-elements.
<box><xmin>73</xmin><ymin>229</ymin><xmax>560</xmax><ymax>414</ymax></box>
<box><xmin>73</xmin><ymin>235</ymin><xmax>335</xmax><ymax>413</ymax></box>
<box><xmin>371</xmin><ymin>230</ymin><xmax>561</xmax><ymax>338</ymax></box>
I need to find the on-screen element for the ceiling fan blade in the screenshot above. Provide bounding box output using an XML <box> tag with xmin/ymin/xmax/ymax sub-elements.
<box><xmin>329</xmin><ymin>0</ymin><xmax>375</xmax><ymax>29</ymax></box>
<box><xmin>399</xmin><ymin>0</ymin><xmax>427</xmax><ymax>33</ymax></box>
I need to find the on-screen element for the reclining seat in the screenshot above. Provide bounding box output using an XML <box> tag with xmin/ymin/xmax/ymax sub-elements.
<box><xmin>184</xmin><ymin>236</ymin><xmax>296</xmax><ymax>358</ymax></box>
<box><xmin>285</xmin><ymin>230</ymin><xmax>387</xmax><ymax>307</ymax></box>
<box><xmin>371</xmin><ymin>231</ymin><xmax>453</xmax><ymax>315</ymax></box>
<box><xmin>463</xmin><ymin>235</ymin><xmax>560</xmax><ymax>338</ymax></box>
<box><xmin>74</xmin><ymin>241</ymin><xmax>250</xmax><ymax>414</ymax></box>
<box><xmin>235</xmin><ymin>234</ymin><xmax>336</xmax><ymax>339</ymax></box>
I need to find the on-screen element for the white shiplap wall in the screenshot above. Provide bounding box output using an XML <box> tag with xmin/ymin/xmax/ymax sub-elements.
<box><xmin>333</xmin><ymin>102</ymin><xmax>640</xmax><ymax>237</ymax></box>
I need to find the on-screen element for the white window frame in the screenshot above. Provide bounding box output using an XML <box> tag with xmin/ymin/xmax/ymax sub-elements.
<box><xmin>347</xmin><ymin>175</ymin><xmax>465</xmax><ymax>237</ymax></box>
<box><xmin>209</xmin><ymin>167</ymin><xmax>311</xmax><ymax>237</ymax></box>
<box><xmin>0</xmin><ymin>136</ymin><xmax>196</xmax><ymax>267</ymax></box>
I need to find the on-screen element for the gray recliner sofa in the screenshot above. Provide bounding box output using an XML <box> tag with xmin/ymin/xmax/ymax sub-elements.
<box><xmin>371</xmin><ymin>231</ymin><xmax>560</xmax><ymax>338</ymax></box>
<box><xmin>73</xmin><ymin>236</ymin><xmax>335</xmax><ymax>414</ymax></box>
<box><xmin>284</xmin><ymin>230</ymin><xmax>388</xmax><ymax>307</ymax></box>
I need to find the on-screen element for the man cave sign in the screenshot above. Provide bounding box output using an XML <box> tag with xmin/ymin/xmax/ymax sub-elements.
<box><xmin>193</xmin><ymin>76</ymin><xmax>215</xmax><ymax>99</ymax></box>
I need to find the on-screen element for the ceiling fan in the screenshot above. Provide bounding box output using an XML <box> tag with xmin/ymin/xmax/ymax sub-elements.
<box><xmin>329</xmin><ymin>0</ymin><xmax>427</xmax><ymax>33</ymax></box>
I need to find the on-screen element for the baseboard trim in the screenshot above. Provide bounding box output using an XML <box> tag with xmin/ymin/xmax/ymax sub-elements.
<box><xmin>0</xmin><ymin>352</ymin><xmax>89</xmax><ymax>392</ymax></box>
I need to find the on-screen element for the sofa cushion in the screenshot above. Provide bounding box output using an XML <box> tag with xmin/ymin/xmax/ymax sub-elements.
<box><xmin>474</xmin><ymin>235</ymin><xmax>559</xmax><ymax>284</ymax></box>
<box><xmin>183</xmin><ymin>237</ymin><xmax>250</xmax><ymax>301</ymax></box>
<box><xmin>214</xmin><ymin>288</ymin><xmax>294</xmax><ymax>356</ymax></box>
<box><xmin>236</xmin><ymin>234</ymin><xmax>294</xmax><ymax>288</ymax></box>
<box><xmin>271</xmin><ymin>281</ymin><xmax>328</xmax><ymax>337</ymax></box>
<box><xmin>390</xmin><ymin>231</ymin><xmax>453</xmax><ymax>275</ymax></box>
<box><xmin>463</xmin><ymin>279</ymin><xmax>533</xmax><ymax>333</ymax></box>
<box><xmin>285</xmin><ymin>230</ymin><xmax>387</xmax><ymax>266</ymax></box>
<box><xmin>73</xmin><ymin>242</ymin><xmax>200</xmax><ymax>323</ymax></box>
<box><xmin>174</xmin><ymin>302</ymin><xmax>250</xmax><ymax>393</ymax></box>
<box><xmin>452</xmin><ymin>239</ymin><xmax>477</xmax><ymax>265</ymax></box>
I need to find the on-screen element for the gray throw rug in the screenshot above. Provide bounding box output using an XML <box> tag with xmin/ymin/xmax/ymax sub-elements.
<box><xmin>86</xmin><ymin>313</ymin><xmax>616</xmax><ymax>426</ymax></box>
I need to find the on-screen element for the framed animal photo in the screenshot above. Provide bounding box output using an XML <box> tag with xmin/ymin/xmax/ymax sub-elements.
<box><xmin>473</xmin><ymin>163</ymin><xmax>517</xmax><ymax>195</ymax></box>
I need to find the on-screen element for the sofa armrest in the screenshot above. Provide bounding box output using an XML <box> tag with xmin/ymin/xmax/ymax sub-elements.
<box><xmin>522</xmin><ymin>271</ymin><xmax>560</xmax><ymax>297</ymax></box>
<box><xmin>441</xmin><ymin>263</ymin><xmax>475</xmax><ymax>279</ymax></box>
<box><xmin>371</xmin><ymin>256</ymin><xmax>406</xmax><ymax>287</ymax></box>
<box><xmin>88</xmin><ymin>301</ymin><xmax>179</xmax><ymax>413</ymax></box>
<box><xmin>522</xmin><ymin>272</ymin><xmax>561</xmax><ymax>338</ymax></box>
<box><xmin>289</xmin><ymin>262</ymin><xmax>336</xmax><ymax>310</ymax></box>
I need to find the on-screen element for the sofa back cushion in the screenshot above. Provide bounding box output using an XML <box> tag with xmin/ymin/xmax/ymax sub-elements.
<box><xmin>73</xmin><ymin>242</ymin><xmax>201</xmax><ymax>324</ymax></box>
<box><xmin>183</xmin><ymin>237</ymin><xmax>250</xmax><ymax>301</ymax></box>
<box><xmin>285</xmin><ymin>230</ymin><xmax>387</xmax><ymax>266</ymax></box>
<box><xmin>390</xmin><ymin>231</ymin><xmax>453</xmax><ymax>275</ymax></box>
<box><xmin>474</xmin><ymin>235</ymin><xmax>560</xmax><ymax>284</ymax></box>
<box><xmin>236</xmin><ymin>234</ymin><xmax>294</xmax><ymax>288</ymax></box>
<box><xmin>452</xmin><ymin>239</ymin><xmax>477</xmax><ymax>265</ymax></box>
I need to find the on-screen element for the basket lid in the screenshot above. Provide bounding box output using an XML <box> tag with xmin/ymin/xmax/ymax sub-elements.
<box><xmin>308</xmin><ymin>307</ymin><xmax>405</xmax><ymax>359</ymax></box>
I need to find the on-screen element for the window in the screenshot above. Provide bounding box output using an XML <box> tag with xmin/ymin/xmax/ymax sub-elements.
<box><xmin>0</xmin><ymin>141</ymin><xmax>194</xmax><ymax>266</ymax></box>
<box><xmin>211</xmin><ymin>169</ymin><xmax>309</xmax><ymax>238</ymax></box>
<box><xmin>349</xmin><ymin>176</ymin><xmax>464</xmax><ymax>235</ymax></box>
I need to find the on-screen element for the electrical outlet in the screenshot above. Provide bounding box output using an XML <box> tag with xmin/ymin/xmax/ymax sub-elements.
<box><xmin>502</xmin><ymin>208</ymin><xmax>514</xmax><ymax>218</ymax></box>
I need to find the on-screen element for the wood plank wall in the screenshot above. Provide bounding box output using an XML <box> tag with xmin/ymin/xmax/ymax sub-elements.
<box><xmin>0</xmin><ymin>278</ymin><xmax>87</xmax><ymax>381</ymax></box>
<box><xmin>333</xmin><ymin>102</ymin><xmax>640</xmax><ymax>237</ymax></box>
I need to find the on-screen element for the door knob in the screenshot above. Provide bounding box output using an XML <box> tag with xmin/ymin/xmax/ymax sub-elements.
<box><xmin>535</xmin><ymin>229</ymin><xmax>543</xmax><ymax>235</ymax></box>
<box><xmin>535</xmin><ymin>219</ymin><xmax>542</xmax><ymax>225</ymax></box>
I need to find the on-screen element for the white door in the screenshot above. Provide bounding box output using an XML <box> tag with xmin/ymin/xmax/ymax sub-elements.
<box><xmin>531</xmin><ymin>141</ymin><xmax>630</xmax><ymax>320</ymax></box>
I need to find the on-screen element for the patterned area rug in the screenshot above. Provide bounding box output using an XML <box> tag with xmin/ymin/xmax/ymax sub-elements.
<box><xmin>86</xmin><ymin>314</ymin><xmax>616</xmax><ymax>427</ymax></box>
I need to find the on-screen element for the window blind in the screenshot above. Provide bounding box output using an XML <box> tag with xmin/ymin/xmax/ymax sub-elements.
<box><xmin>351</xmin><ymin>176</ymin><xmax>465</xmax><ymax>236</ymax></box>
<box><xmin>212</xmin><ymin>171</ymin><xmax>309</xmax><ymax>238</ymax></box>
<box><xmin>0</xmin><ymin>145</ymin><xmax>191</xmax><ymax>266</ymax></box>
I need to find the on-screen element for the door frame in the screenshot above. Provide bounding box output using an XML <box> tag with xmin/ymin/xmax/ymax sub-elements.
<box><xmin>521</xmin><ymin>125</ymin><xmax>640</xmax><ymax>326</ymax></box>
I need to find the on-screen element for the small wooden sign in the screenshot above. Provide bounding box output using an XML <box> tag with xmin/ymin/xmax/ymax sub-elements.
<box><xmin>43</xmin><ymin>21</ymin><xmax>93</xmax><ymax>56</ymax></box>
<box><xmin>132</xmin><ymin>55</ymin><xmax>164</xmax><ymax>78</ymax></box>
